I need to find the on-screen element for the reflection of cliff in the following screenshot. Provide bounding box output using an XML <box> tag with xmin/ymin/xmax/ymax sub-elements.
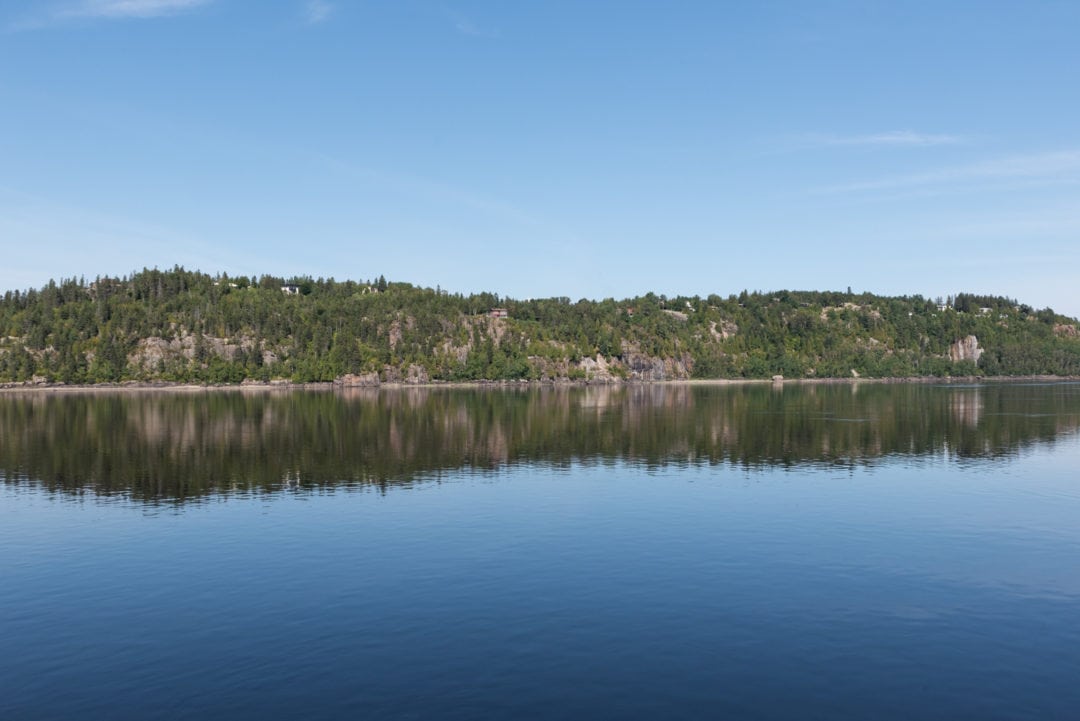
<box><xmin>2</xmin><ymin>383</ymin><xmax>1080</xmax><ymax>503</ymax></box>
<box><xmin>950</xmin><ymin>389</ymin><xmax>983</xmax><ymax>428</ymax></box>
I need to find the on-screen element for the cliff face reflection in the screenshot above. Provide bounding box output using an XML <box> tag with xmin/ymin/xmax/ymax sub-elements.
<box><xmin>3</xmin><ymin>382</ymin><xmax>1080</xmax><ymax>503</ymax></box>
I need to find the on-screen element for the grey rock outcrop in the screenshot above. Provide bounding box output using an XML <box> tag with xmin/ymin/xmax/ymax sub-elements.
<box><xmin>623</xmin><ymin>352</ymin><xmax>692</xmax><ymax>381</ymax></box>
<box><xmin>949</xmin><ymin>335</ymin><xmax>983</xmax><ymax>363</ymax></box>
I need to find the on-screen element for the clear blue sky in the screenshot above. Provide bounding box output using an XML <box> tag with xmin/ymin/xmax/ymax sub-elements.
<box><xmin>2</xmin><ymin>0</ymin><xmax>1078</xmax><ymax>314</ymax></box>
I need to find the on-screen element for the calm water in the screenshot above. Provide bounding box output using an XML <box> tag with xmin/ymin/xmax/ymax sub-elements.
<box><xmin>2</xmin><ymin>383</ymin><xmax>1080</xmax><ymax>720</ymax></box>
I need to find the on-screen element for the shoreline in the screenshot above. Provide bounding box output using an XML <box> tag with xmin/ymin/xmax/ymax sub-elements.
<box><xmin>2</xmin><ymin>375</ymin><xmax>1078</xmax><ymax>394</ymax></box>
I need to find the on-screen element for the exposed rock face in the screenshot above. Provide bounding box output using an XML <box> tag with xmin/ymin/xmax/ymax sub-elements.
<box><xmin>622</xmin><ymin>352</ymin><xmax>692</xmax><ymax>381</ymax></box>
<box><xmin>404</xmin><ymin>364</ymin><xmax>430</xmax><ymax>384</ymax></box>
<box><xmin>523</xmin><ymin>353</ymin><xmax>618</xmax><ymax>382</ymax></box>
<box><xmin>377</xmin><ymin>364</ymin><xmax>431</xmax><ymax>384</ymax></box>
<box><xmin>440</xmin><ymin>340</ymin><xmax>469</xmax><ymax>365</ymax></box>
<box><xmin>130</xmin><ymin>337</ymin><xmax>173</xmax><ymax>371</ymax></box>
<box><xmin>577</xmin><ymin>354</ymin><xmax>618</xmax><ymax>383</ymax></box>
<box><xmin>949</xmin><ymin>335</ymin><xmax>983</xmax><ymax>363</ymax></box>
<box><xmin>1054</xmin><ymin>324</ymin><xmax>1079</xmax><ymax>337</ymax></box>
<box><xmin>129</xmin><ymin>334</ymin><xmax>257</xmax><ymax>372</ymax></box>
<box><xmin>485</xmin><ymin>316</ymin><xmax>509</xmax><ymax>344</ymax></box>
<box><xmin>521</xmin><ymin>349</ymin><xmax>692</xmax><ymax>382</ymax></box>
<box><xmin>709</xmin><ymin>320</ymin><xmax>738</xmax><ymax>341</ymax></box>
<box><xmin>624</xmin><ymin>353</ymin><xmax>666</xmax><ymax>381</ymax></box>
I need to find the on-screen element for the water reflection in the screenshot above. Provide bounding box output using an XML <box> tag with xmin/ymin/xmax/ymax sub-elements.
<box><xmin>2</xmin><ymin>382</ymin><xmax>1080</xmax><ymax>502</ymax></box>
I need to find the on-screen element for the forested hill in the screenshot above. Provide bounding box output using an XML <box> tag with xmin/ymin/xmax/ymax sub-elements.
<box><xmin>1</xmin><ymin>268</ymin><xmax>1079</xmax><ymax>385</ymax></box>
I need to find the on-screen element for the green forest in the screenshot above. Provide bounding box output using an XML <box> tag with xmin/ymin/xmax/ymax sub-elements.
<box><xmin>1</xmin><ymin>267</ymin><xmax>1079</xmax><ymax>384</ymax></box>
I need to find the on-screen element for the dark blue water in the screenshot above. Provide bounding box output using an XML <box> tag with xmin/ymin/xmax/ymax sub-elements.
<box><xmin>2</xmin><ymin>384</ymin><xmax>1080</xmax><ymax>719</ymax></box>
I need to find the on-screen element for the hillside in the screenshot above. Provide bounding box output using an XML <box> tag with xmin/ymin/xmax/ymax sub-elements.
<box><xmin>1</xmin><ymin>268</ymin><xmax>1079</xmax><ymax>385</ymax></box>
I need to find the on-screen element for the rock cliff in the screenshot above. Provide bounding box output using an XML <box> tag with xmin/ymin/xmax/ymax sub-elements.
<box><xmin>949</xmin><ymin>335</ymin><xmax>983</xmax><ymax>363</ymax></box>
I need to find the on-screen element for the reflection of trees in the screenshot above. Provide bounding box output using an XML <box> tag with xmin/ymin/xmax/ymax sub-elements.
<box><xmin>2</xmin><ymin>383</ymin><xmax>1079</xmax><ymax>503</ymax></box>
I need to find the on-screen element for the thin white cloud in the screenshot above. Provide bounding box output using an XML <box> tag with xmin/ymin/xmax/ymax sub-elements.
<box><xmin>304</xmin><ymin>0</ymin><xmax>332</xmax><ymax>25</ymax></box>
<box><xmin>447</xmin><ymin>10</ymin><xmax>499</xmax><ymax>38</ymax></box>
<box><xmin>6</xmin><ymin>0</ymin><xmax>211</xmax><ymax>31</ymax></box>
<box><xmin>816</xmin><ymin>149</ymin><xmax>1080</xmax><ymax>195</ymax></box>
<box><xmin>57</xmin><ymin>0</ymin><xmax>213</xmax><ymax>19</ymax></box>
<box><xmin>811</xmin><ymin>130</ymin><xmax>964</xmax><ymax>147</ymax></box>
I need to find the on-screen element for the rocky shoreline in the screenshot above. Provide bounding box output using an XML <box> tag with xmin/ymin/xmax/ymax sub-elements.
<box><xmin>2</xmin><ymin>374</ymin><xmax>1078</xmax><ymax>393</ymax></box>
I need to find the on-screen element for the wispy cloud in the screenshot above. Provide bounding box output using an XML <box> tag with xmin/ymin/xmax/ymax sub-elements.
<box><xmin>810</xmin><ymin>130</ymin><xmax>965</xmax><ymax>147</ymax></box>
<box><xmin>303</xmin><ymin>0</ymin><xmax>332</xmax><ymax>25</ymax></box>
<box><xmin>7</xmin><ymin>0</ymin><xmax>212</xmax><ymax>29</ymax></box>
<box><xmin>447</xmin><ymin>10</ymin><xmax>499</xmax><ymax>38</ymax></box>
<box><xmin>56</xmin><ymin>0</ymin><xmax>212</xmax><ymax>19</ymax></box>
<box><xmin>816</xmin><ymin>149</ymin><xmax>1080</xmax><ymax>195</ymax></box>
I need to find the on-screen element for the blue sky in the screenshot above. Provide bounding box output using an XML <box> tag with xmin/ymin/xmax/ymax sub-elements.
<box><xmin>1</xmin><ymin>1</ymin><xmax>1079</xmax><ymax>315</ymax></box>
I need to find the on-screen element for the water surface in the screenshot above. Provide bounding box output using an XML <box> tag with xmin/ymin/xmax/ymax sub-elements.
<box><xmin>2</xmin><ymin>383</ymin><xmax>1079</xmax><ymax>719</ymax></box>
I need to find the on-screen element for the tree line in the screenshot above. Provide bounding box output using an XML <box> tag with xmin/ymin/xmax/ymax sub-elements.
<box><xmin>1</xmin><ymin>267</ymin><xmax>1079</xmax><ymax>384</ymax></box>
